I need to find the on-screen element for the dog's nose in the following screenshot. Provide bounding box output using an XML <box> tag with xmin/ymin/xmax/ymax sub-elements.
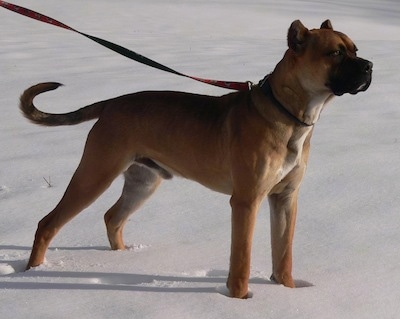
<box><xmin>365</xmin><ymin>61</ymin><xmax>373</xmax><ymax>73</ymax></box>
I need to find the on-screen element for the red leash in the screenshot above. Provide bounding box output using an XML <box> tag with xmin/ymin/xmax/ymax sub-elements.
<box><xmin>0</xmin><ymin>1</ymin><xmax>252</xmax><ymax>91</ymax></box>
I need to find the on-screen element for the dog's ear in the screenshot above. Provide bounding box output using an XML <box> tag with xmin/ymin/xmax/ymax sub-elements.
<box><xmin>287</xmin><ymin>20</ymin><xmax>309</xmax><ymax>54</ymax></box>
<box><xmin>320</xmin><ymin>19</ymin><xmax>333</xmax><ymax>30</ymax></box>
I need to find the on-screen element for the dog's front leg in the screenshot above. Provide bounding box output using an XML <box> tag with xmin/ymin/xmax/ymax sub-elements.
<box><xmin>227</xmin><ymin>196</ymin><xmax>260</xmax><ymax>298</ymax></box>
<box><xmin>268</xmin><ymin>189</ymin><xmax>299</xmax><ymax>288</ymax></box>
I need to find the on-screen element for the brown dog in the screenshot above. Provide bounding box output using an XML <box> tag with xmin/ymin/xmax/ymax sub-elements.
<box><xmin>19</xmin><ymin>20</ymin><xmax>372</xmax><ymax>298</ymax></box>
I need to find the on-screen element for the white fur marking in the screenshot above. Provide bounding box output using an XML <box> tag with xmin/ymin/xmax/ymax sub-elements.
<box><xmin>280</xmin><ymin>127</ymin><xmax>312</xmax><ymax>179</ymax></box>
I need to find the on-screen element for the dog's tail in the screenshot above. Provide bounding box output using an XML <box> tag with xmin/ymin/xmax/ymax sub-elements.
<box><xmin>20</xmin><ymin>82</ymin><xmax>104</xmax><ymax>126</ymax></box>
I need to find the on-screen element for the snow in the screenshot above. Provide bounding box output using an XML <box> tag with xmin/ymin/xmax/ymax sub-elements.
<box><xmin>1</xmin><ymin>0</ymin><xmax>399</xmax><ymax>318</ymax></box>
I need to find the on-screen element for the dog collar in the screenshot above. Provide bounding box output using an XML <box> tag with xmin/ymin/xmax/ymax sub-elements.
<box><xmin>258</xmin><ymin>76</ymin><xmax>314</xmax><ymax>127</ymax></box>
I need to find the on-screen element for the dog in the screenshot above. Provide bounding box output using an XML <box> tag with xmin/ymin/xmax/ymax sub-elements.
<box><xmin>19</xmin><ymin>20</ymin><xmax>372</xmax><ymax>298</ymax></box>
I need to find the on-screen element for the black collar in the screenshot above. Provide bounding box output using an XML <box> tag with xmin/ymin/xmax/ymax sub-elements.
<box><xmin>258</xmin><ymin>76</ymin><xmax>313</xmax><ymax>127</ymax></box>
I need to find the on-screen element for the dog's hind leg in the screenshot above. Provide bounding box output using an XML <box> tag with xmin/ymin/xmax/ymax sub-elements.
<box><xmin>27</xmin><ymin>122</ymin><xmax>132</xmax><ymax>269</ymax></box>
<box><xmin>104</xmin><ymin>163</ymin><xmax>162</xmax><ymax>250</ymax></box>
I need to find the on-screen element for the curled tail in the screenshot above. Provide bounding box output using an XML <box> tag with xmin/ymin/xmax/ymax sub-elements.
<box><xmin>20</xmin><ymin>82</ymin><xmax>104</xmax><ymax>126</ymax></box>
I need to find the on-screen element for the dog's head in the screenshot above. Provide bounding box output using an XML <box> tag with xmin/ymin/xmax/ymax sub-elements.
<box><xmin>287</xmin><ymin>19</ymin><xmax>372</xmax><ymax>96</ymax></box>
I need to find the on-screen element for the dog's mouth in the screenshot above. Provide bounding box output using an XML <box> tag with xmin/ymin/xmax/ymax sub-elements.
<box><xmin>332</xmin><ymin>75</ymin><xmax>372</xmax><ymax>96</ymax></box>
<box><xmin>349</xmin><ymin>77</ymin><xmax>372</xmax><ymax>95</ymax></box>
<box><xmin>329</xmin><ymin>58</ymin><xmax>373</xmax><ymax>96</ymax></box>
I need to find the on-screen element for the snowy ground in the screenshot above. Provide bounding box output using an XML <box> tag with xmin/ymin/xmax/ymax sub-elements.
<box><xmin>1</xmin><ymin>0</ymin><xmax>399</xmax><ymax>318</ymax></box>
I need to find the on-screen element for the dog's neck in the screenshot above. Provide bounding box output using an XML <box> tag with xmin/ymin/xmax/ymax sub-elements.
<box><xmin>260</xmin><ymin>73</ymin><xmax>334</xmax><ymax>126</ymax></box>
<box><xmin>259</xmin><ymin>76</ymin><xmax>313</xmax><ymax>127</ymax></box>
<box><xmin>303</xmin><ymin>93</ymin><xmax>334</xmax><ymax>125</ymax></box>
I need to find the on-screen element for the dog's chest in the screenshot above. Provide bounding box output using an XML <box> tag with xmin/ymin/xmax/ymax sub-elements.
<box><xmin>278</xmin><ymin>127</ymin><xmax>312</xmax><ymax>180</ymax></box>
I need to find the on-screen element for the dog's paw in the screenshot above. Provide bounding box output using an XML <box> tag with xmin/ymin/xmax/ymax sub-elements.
<box><xmin>270</xmin><ymin>274</ymin><xmax>313</xmax><ymax>288</ymax></box>
<box><xmin>216</xmin><ymin>285</ymin><xmax>253</xmax><ymax>299</ymax></box>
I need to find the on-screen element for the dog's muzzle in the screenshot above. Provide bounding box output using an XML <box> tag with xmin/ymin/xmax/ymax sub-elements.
<box><xmin>328</xmin><ymin>58</ymin><xmax>373</xmax><ymax>96</ymax></box>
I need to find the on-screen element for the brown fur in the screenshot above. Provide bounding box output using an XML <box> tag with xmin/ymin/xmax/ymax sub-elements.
<box><xmin>21</xmin><ymin>20</ymin><xmax>372</xmax><ymax>298</ymax></box>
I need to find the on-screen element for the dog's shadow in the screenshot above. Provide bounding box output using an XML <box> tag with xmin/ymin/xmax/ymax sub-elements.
<box><xmin>0</xmin><ymin>245</ymin><xmax>313</xmax><ymax>294</ymax></box>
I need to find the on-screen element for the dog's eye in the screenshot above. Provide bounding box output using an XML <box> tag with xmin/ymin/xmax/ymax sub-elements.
<box><xmin>330</xmin><ymin>50</ymin><xmax>342</xmax><ymax>57</ymax></box>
